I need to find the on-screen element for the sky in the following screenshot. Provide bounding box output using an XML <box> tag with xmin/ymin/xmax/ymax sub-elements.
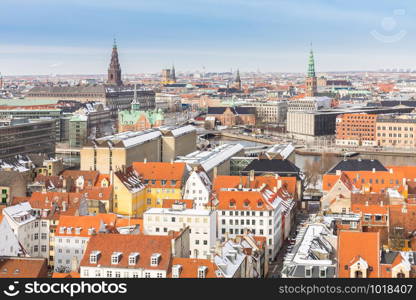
<box><xmin>0</xmin><ymin>0</ymin><xmax>415</xmax><ymax>75</ymax></box>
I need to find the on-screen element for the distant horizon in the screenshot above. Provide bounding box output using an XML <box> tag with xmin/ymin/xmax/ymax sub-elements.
<box><xmin>1</xmin><ymin>0</ymin><xmax>415</xmax><ymax>75</ymax></box>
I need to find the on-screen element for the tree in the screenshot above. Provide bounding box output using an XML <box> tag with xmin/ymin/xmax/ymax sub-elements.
<box><xmin>303</xmin><ymin>160</ymin><xmax>321</xmax><ymax>189</ymax></box>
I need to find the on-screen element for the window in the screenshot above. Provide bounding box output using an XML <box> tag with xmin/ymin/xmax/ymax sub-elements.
<box><xmin>145</xmin><ymin>272</ymin><xmax>151</xmax><ymax>278</ymax></box>
<box><xmin>305</xmin><ymin>267</ymin><xmax>312</xmax><ymax>278</ymax></box>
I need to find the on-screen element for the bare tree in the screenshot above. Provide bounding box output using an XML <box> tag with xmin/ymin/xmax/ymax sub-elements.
<box><xmin>303</xmin><ymin>160</ymin><xmax>321</xmax><ymax>189</ymax></box>
<box><xmin>320</xmin><ymin>152</ymin><xmax>338</xmax><ymax>174</ymax></box>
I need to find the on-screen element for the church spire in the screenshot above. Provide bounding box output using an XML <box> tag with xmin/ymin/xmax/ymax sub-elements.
<box><xmin>305</xmin><ymin>44</ymin><xmax>317</xmax><ymax>97</ymax></box>
<box><xmin>170</xmin><ymin>64</ymin><xmax>176</xmax><ymax>83</ymax></box>
<box><xmin>307</xmin><ymin>44</ymin><xmax>316</xmax><ymax>78</ymax></box>
<box><xmin>107</xmin><ymin>39</ymin><xmax>123</xmax><ymax>86</ymax></box>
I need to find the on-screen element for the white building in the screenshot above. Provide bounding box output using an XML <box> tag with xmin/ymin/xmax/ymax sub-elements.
<box><xmin>216</xmin><ymin>186</ymin><xmax>283</xmax><ymax>260</ymax></box>
<box><xmin>144</xmin><ymin>201</ymin><xmax>216</xmax><ymax>259</ymax></box>
<box><xmin>54</xmin><ymin>214</ymin><xmax>116</xmax><ymax>272</ymax></box>
<box><xmin>0</xmin><ymin>217</ymin><xmax>22</xmax><ymax>256</ymax></box>
<box><xmin>183</xmin><ymin>168</ymin><xmax>212</xmax><ymax>209</ymax></box>
<box><xmin>2</xmin><ymin>202</ymin><xmax>48</xmax><ymax>258</ymax></box>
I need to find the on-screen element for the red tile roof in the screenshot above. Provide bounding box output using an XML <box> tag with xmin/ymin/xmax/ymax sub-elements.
<box><xmin>168</xmin><ymin>258</ymin><xmax>220</xmax><ymax>278</ymax></box>
<box><xmin>80</xmin><ymin>234</ymin><xmax>172</xmax><ymax>271</ymax></box>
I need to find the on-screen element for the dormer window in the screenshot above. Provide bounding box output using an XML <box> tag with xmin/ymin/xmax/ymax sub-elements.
<box><xmin>59</xmin><ymin>226</ymin><xmax>66</xmax><ymax>234</ymax></box>
<box><xmin>198</xmin><ymin>266</ymin><xmax>208</xmax><ymax>278</ymax></box>
<box><xmin>257</xmin><ymin>201</ymin><xmax>263</xmax><ymax>207</ymax></box>
<box><xmin>172</xmin><ymin>265</ymin><xmax>182</xmax><ymax>278</ymax></box>
<box><xmin>151</xmin><ymin>253</ymin><xmax>161</xmax><ymax>266</ymax></box>
<box><xmin>90</xmin><ymin>251</ymin><xmax>100</xmax><ymax>264</ymax></box>
<box><xmin>88</xmin><ymin>228</ymin><xmax>96</xmax><ymax>235</ymax></box>
<box><xmin>75</xmin><ymin>227</ymin><xmax>81</xmax><ymax>235</ymax></box>
<box><xmin>171</xmin><ymin>180</ymin><xmax>177</xmax><ymax>186</ymax></box>
<box><xmin>244</xmin><ymin>200</ymin><xmax>250</xmax><ymax>207</ymax></box>
<box><xmin>129</xmin><ymin>252</ymin><xmax>139</xmax><ymax>265</ymax></box>
<box><xmin>66</xmin><ymin>227</ymin><xmax>72</xmax><ymax>234</ymax></box>
<box><xmin>229</xmin><ymin>200</ymin><xmax>236</xmax><ymax>208</ymax></box>
<box><xmin>305</xmin><ymin>266</ymin><xmax>312</xmax><ymax>278</ymax></box>
<box><xmin>161</xmin><ymin>180</ymin><xmax>167</xmax><ymax>186</ymax></box>
<box><xmin>319</xmin><ymin>267</ymin><xmax>327</xmax><ymax>278</ymax></box>
<box><xmin>111</xmin><ymin>252</ymin><xmax>122</xmax><ymax>264</ymax></box>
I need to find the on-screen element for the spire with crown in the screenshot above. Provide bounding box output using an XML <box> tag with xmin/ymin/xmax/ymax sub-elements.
<box><xmin>307</xmin><ymin>44</ymin><xmax>316</xmax><ymax>78</ymax></box>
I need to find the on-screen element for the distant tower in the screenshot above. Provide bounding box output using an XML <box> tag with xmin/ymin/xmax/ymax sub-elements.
<box><xmin>170</xmin><ymin>65</ymin><xmax>176</xmax><ymax>83</ymax></box>
<box><xmin>161</xmin><ymin>68</ymin><xmax>171</xmax><ymax>83</ymax></box>
<box><xmin>0</xmin><ymin>73</ymin><xmax>3</xmax><ymax>90</ymax></box>
<box><xmin>131</xmin><ymin>84</ymin><xmax>141</xmax><ymax>111</ymax></box>
<box><xmin>234</xmin><ymin>69</ymin><xmax>242</xmax><ymax>90</ymax></box>
<box><xmin>306</xmin><ymin>45</ymin><xmax>317</xmax><ymax>97</ymax></box>
<box><xmin>107</xmin><ymin>39</ymin><xmax>123</xmax><ymax>86</ymax></box>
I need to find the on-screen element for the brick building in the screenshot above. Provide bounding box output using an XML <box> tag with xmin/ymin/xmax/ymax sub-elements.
<box><xmin>206</xmin><ymin>106</ymin><xmax>256</xmax><ymax>127</ymax></box>
<box><xmin>335</xmin><ymin>113</ymin><xmax>377</xmax><ymax>146</ymax></box>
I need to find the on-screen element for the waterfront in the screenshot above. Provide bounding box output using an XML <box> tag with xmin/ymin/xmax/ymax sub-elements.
<box><xmin>212</xmin><ymin>136</ymin><xmax>416</xmax><ymax>170</ymax></box>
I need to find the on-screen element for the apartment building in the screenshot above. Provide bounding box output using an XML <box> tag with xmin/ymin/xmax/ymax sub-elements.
<box><xmin>376</xmin><ymin>114</ymin><xmax>416</xmax><ymax>148</ymax></box>
<box><xmin>182</xmin><ymin>168</ymin><xmax>212</xmax><ymax>209</ymax></box>
<box><xmin>335</xmin><ymin>113</ymin><xmax>377</xmax><ymax>146</ymax></box>
<box><xmin>54</xmin><ymin>214</ymin><xmax>117</xmax><ymax>271</ymax></box>
<box><xmin>144</xmin><ymin>200</ymin><xmax>217</xmax><ymax>259</ymax></box>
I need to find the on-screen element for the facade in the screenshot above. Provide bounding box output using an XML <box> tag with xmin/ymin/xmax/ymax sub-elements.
<box><xmin>54</xmin><ymin>214</ymin><xmax>117</xmax><ymax>271</ymax></box>
<box><xmin>0</xmin><ymin>171</ymin><xmax>27</xmax><ymax>206</ymax></box>
<box><xmin>159</xmin><ymin>125</ymin><xmax>196</xmax><ymax>163</ymax></box>
<box><xmin>0</xmin><ymin>119</ymin><xmax>56</xmax><ymax>159</ymax></box>
<box><xmin>155</xmin><ymin>93</ymin><xmax>181</xmax><ymax>112</ymax></box>
<box><xmin>376</xmin><ymin>114</ymin><xmax>416</xmax><ymax>148</ymax></box>
<box><xmin>118</xmin><ymin>109</ymin><xmax>164</xmax><ymax>133</ymax></box>
<box><xmin>144</xmin><ymin>201</ymin><xmax>217</xmax><ymax>259</ymax></box>
<box><xmin>335</xmin><ymin>113</ymin><xmax>377</xmax><ymax>146</ymax></box>
<box><xmin>2</xmin><ymin>202</ymin><xmax>48</xmax><ymax>258</ymax></box>
<box><xmin>216</xmin><ymin>187</ymin><xmax>283</xmax><ymax>260</ymax></box>
<box><xmin>246</xmin><ymin>101</ymin><xmax>288</xmax><ymax>125</ymax></box>
<box><xmin>183</xmin><ymin>169</ymin><xmax>212</xmax><ymax>209</ymax></box>
<box><xmin>206</xmin><ymin>106</ymin><xmax>256</xmax><ymax>127</ymax></box>
<box><xmin>80</xmin><ymin>130</ymin><xmax>162</xmax><ymax>173</ymax></box>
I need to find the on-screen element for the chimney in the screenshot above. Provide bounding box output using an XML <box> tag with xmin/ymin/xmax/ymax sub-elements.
<box><xmin>336</xmin><ymin>170</ymin><xmax>341</xmax><ymax>176</ymax></box>
<box><xmin>249</xmin><ymin>169</ymin><xmax>255</xmax><ymax>182</ymax></box>
<box><xmin>274</xmin><ymin>173</ymin><xmax>278</xmax><ymax>179</ymax></box>
<box><xmin>239</xmin><ymin>174</ymin><xmax>243</xmax><ymax>189</ymax></box>
<box><xmin>213</xmin><ymin>167</ymin><xmax>218</xmax><ymax>180</ymax></box>
<box><xmin>372</xmin><ymin>168</ymin><xmax>375</xmax><ymax>173</ymax></box>
<box><xmin>277</xmin><ymin>179</ymin><xmax>282</xmax><ymax>189</ymax></box>
<box><xmin>389</xmin><ymin>168</ymin><xmax>393</xmax><ymax>174</ymax></box>
<box><xmin>62</xmin><ymin>201</ymin><xmax>68</xmax><ymax>212</ymax></box>
<box><xmin>144</xmin><ymin>158</ymin><xmax>147</xmax><ymax>164</ymax></box>
<box><xmin>171</xmin><ymin>159</ymin><xmax>174</xmax><ymax>164</ymax></box>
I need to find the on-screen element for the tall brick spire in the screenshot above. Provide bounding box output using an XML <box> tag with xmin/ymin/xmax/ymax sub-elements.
<box><xmin>305</xmin><ymin>44</ymin><xmax>317</xmax><ymax>97</ymax></box>
<box><xmin>107</xmin><ymin>39</ymin><xmax>123</xmax><ymax>86</ymax></box>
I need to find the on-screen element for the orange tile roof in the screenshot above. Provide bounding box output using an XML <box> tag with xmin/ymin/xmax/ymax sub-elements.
<box><xmin>387</xmin><ymin>166</ymin><xmax>416</xmax><ymax>182</ymax></box>
<box><xmin>80</xmin><ymin>186</ymin><xmax>112</xmax><ymax>201</ymax></box>
<box><xmin>52</xmin><ymin>272</ymin><xmax>80</xmax><ymax>278</ymax></box>
<box><xmin>323</xmin><ymin>170</ymin><xmax>406</xmax><ymax>193</ymax></box>
<box><xmin>351</xmin><ymin>203</ymin><xmax>389</xmax><ymax>215</ymax></box>
<box><xmin>14</xmin><ymin>191</ymin><xmax>82</xmax><ymax>220</ymax></box>
<box><xmin>61</xmin><ymin>170</ymin><xmax>100</xmax><ymax>185</ymax></box>
<box><xmin>337</xmin><ymin>231</ymin><xmax>380</xmax><ymax>278</ymax></box>
<box><xmin>115</xmin><ymin>217</ymin><xmax>143</xmax><ymax>229</ymax></box>
<box><xmin>80</xmin><ymin>234</ymin><xmax>172</xmax><ymax>271</ymax></box>
<box><xmin>168</xmin><ymin>258</ymin><xmax>220</xmax><ymax>278</ymax></box>
<box><xmin>95</xmin><ymin>174</ymin><xmax>110</xmax><ymax>187</ymax></box>
<box><xmin>213</xmin><ymin>175</ymin><xmax>297</xmax><ymax>195</ymax></box>
<box><xmin>0</xmin><ymin>257</ymin><xmax>48</xmax><ymax>278</ymax></box>
<box><xmin>56</xmin><ymin>214</ymin><xmax>117</xmax><ymax>237</ymax></box>
<box><xmin>217</xmin><ymin>190</ymin><xmax>275</xmax><ymax>211</ymax></box>
<box><xmin>132</xmin><ymin>162</ymin><xmax>186</xmax><ymax>188</ymax></box>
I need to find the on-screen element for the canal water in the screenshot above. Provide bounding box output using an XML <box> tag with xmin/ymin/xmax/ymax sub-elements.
<box><xmin>211</xmin><ymin>136</ymin><xmax>416</xmax><ymax>170</ymax></box>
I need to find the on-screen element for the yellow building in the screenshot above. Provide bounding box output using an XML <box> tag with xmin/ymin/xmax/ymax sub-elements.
<box><xmin>133</xmin><ymin>161</ymin><xmax>188</xmax><ymax>209</ymax></box>
<box><xmin>80</xmin><ymin>130</ymin><xmax>162</xmax><ymax>174</ymax></box>
<box><xmin>112</xmin><ymin>162</ymin><xmax>188</xmax><ymax>217</ymax></box>
<box><xmin>113</xmin><ymin>167</ymin><xmax>147</xmax><ymax>217</ymax></box>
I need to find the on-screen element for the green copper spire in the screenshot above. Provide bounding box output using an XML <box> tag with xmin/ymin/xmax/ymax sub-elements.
<box><xmin>307</xmin><ymin>45</ymin><xmax>316</xmax><ymax>78</ymax></box>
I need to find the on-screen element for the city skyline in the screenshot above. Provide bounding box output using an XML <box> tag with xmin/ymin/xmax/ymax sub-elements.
<box><xmin>0</xmin><ymin>0</ymin><xmax>416</xmax><ymax>75</ymax></box>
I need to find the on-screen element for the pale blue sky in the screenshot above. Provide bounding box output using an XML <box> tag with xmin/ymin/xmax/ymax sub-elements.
<box><xmin>0</xmin><ymin>0</ymin><xmax>415</xmax><ymax>75</ymax></box>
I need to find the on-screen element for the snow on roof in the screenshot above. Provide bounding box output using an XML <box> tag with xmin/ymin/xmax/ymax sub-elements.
<box><xmin>176</xmin><ymin>144</ymin><xmax>244</xmax><ymax>172</ymax></box>
<box><xmin>214</xmin><ymin>240</ymin><xmax>246</xmax><ymax>278</ymax></box>
<box><xmin>3</xmin><ymin>202</ymin><xmax>36</xmax><ymax>225</ymax></box>
<box><xmin>95</xmin><ymin>130</ymin><xmax>161</xmax><ymax>149</ymax></box>
<box><xmin>266</xmin><ymin>143</ymin><xmax>294</xmax><ymax>160</ymax></box>
<box><xmin>160</xmin><ymin>125</ymin><xmax>196</xmax><ymax>137</ymax></box>
<box><xmin>291</xmin><ymin>224</ymin><xmax>335</xmax><ymax>266</ymax></box>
